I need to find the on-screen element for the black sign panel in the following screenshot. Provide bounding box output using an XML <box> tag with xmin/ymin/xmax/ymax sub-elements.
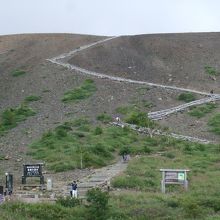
<box><xmin>0</xmin><ymin>186</ymin><xmax>3</xmax><ymax>194</ymax></box>
<box><xmin>23</xmin><ymin>164</ymin><xmax>42</xmax><ymax>177</ymax></box>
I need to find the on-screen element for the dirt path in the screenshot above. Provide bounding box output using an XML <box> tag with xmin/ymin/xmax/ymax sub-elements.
<box><xmin>51</xmin><ymin>158</ymin><xmax>127</xmax><ymax>198</ymax></box>
<box><xmin>76</xmin><ymin>159</ymin><xmax>127</xmax><ymax>197</ymax></box>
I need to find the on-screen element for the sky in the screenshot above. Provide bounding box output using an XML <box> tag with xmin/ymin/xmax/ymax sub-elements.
<box><xmin>1</xmin><ymin>0</ymin><xmax>220</xmax><ymax>36</ymax></box>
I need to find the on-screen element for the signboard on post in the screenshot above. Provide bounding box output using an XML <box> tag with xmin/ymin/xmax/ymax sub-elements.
<box><xmin>5</xmin><ymin>173</ymin><xmax>13</xmax><ymax>195</ymax></box>
<box><xmin>22</xmin><ymin>163</ymin><xmax>44</xmax><ymax>184</ymax></box>
<box><xmin>160</xmin><ymin>169</ymin><xmax>190</xmax><ymax>193</ymax></box>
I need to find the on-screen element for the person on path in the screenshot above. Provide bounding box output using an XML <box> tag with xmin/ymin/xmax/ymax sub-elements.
<box><xmin>71</xmin><ymin>181</ymin><xmax>78</xmax><ymax>198</ymax></box>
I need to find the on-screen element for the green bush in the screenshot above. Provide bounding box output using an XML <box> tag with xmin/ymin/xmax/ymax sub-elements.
<box><xmin>0</xmin><ymin>104</ymin><xmax>36</xmax><ymax>135</ymax></box>
<box><xmin>62</xmin><ymin>79</ymin><xmax>96</xmax><ymax>102</ymax></box>
<box><xmin>208</xmin><ymin>113</ymin><xmax>220</xmax><ymax>135</ymax></box>
<box><xmin>11</xmin><ymin>69</ymin><xmax>26</xmax><ymax>77</ymax></box>
<box><xmin>56</xmin><ymin>197</ymin><xmax>80</xmax><ymax>208</ymax></box>
<box><xmin>25</xmin><ymin>95</ymin><xmax>41</xmax><ymax>102</ymax></box>
<box><xmin>0</xmin><ymin>201</ymin><xmax>86</xmax><ymax>220</ymax></box>
<box><xmin>125</xmin><ymin>110</ymin><xmax>156</xmax><ymax>128</ymax></box>
<box><xmin>116</xmin><ymin>106</ymin><xmax>135</xmax><ymax>115</ymax></box>
<box><xmin>205</xmin><ymin>65</ymin><xmax>219</xmax><ymax>76</ymax></box>
<box><xmin>178</xmin><ymin>92</ymin><xmax>196</xmax><ymax>103</ymax></box>
<box><xmin>181</xmin><ymin>198</ymin><xmax>204</xmax><ymax>218</ymax></box>
<box><xmin>97</xmin><ymin>113</ymin><xmax>112</xmax><ymax>123</ymax></box>
<box><xmin>93</xmin><ymin>126</ymin><xmax>103</xmax><ymax>135</ymax></box>
<box><xmin>189</xmin><ymin>103</ymin><xmax>217</xmax><ymax>118</ymax></box>
<box><xmin>87</xmin><ymin>188</ymin><xmax>110</xmax><ymax>220</ymax></box>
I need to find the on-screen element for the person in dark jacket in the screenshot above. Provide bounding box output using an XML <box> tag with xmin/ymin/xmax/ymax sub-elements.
<box><xmin>71</xmin><ymin>181</ymin><xmax>78</xmax><ymax>198</ymax></box>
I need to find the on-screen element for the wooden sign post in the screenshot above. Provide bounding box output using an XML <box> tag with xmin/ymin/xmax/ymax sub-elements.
<box><xmin>160</xmin><ymin>169</ymin><xmax>190</xmax><ymax>193</ymax></box>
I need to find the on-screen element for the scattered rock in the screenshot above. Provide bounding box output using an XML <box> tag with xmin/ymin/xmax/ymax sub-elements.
<box><xmin>4</xmin><ymin>155</ymin><xmax>11</xmax><ymax>160</ymax></box>
<box><xmin>16</xmin><ymin>158</ymin><xmax>23</xmax><ymax>162</ymax></box>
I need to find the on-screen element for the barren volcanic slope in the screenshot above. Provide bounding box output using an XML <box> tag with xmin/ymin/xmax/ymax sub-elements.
<box><xmin>0</xmin><ymin>32</ymin><xmax>220</xmax><ymax>187</ymax></box>
<box><xmin>69</xmin><ymin>33</ymin><xmax>220</xmax><ymax>93</ymax></box>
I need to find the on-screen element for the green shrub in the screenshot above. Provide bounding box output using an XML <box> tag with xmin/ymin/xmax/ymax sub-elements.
<box><xmin>0</xmin><ymin>104</ymin><xmax>36</xmax><ymax>135</ymax></box>
<box><xmin>205</xmin><ymin>65</ymin><xmax>219</xmax><ymax>76</ymax></box>
<box><xmin>116</xmin><ymin>106</ymin><xmax>134</xmax><ymax>115</ymax></box>
<box><xmin>11</xmin><ymin>69</ymin><xmax>26</xmax><ymax>77</ymax></box>
<box><xmin>0</xmin><ymin>201</ymin><xmax>85</xmax><ymax>220</ymax></box>
<box><xmin>87</xmin><ymin>188</ymin><xmax>110</xmax><ymax>220</ymax></box>
<box><xmin>120</xmin><ymin>146</ymin><xmax>131</xmax><ymax>155</ymax></box>
<box><xmin>189</xmin><ymin>103</ymin><xmax>217</xmax><ymax>118</ymax></box>
<box><xmin>125</xmin><ymin>110</ymin><xmax>156</xmax><ymax>128</ymax></box>
<box><xmin>62</xmin><ymin>79</ymin><xmax>96</xmax><ymax>102</ymax></box>
<box><xmin>162</xmin><ymin>152</ymin><xmax>175</xmax><ymax>159</ymax></box>
<box><xmin>143</xmin><ymin>145</ymin><xmax>152</xmax><ymax>154</ymax></box>
<box><xmin>208</xmin><ymin>113</ymin><xmax>220</xmax><ymax>135</ymax></box>
<box><xmin>178</xmin><ymin>92</ymin><xmax>196</xmax><ymax>103</ymax></box>
<box><xmin>137</xmin><ymin>86</ymin><xmax>150</xmax><ymax>95</ymax></box>
<box><xmin>181</xmin><ymin>198</ymin><xmax>204</xmax><ymax>218</ymax></box>
<box><xmin>72</xmin><ymin>118</ymin><xmax>90</xmax><ymax>127</ymax></box>
<box><xmin>25</xmin><ymin>95</ymin><xmax>41</xmax><ymax>102</ymax></box>
<box><xmin>94</xmin><ymin>126</ymin><xmax>103</xmax><ymax>135</ymax></box>
<box><xmin>97</xmin><ymin>113</ymin><xmax>112</xmax><ymax>123</ymax></box>
<box><xmin>56</xmin><ymin>197</ymin><xmax>80</xmax><ymax>208</ymax></box>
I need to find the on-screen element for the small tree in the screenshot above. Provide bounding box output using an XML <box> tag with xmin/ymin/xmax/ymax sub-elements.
<box><xmin>86</xmin><ymin>188</ymin><xmax>110</xmax><ymax>220</ymax></box>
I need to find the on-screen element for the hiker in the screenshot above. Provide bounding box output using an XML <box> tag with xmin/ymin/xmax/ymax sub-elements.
<box><xmin>122</xmin><ymin>153</ymin><xmax>126</xmax><ymax>162</ymax></box>
<box><xmin>115</xmin><ymin>116</ymin><xmax>120</xmax><ymax>122</ymax></box>
<box><xmin>123</xmin><ymin>153</ymin><xmax>128</xmax><ymax>162</ymax></box>
<box><xmin>106</xmin><ymin>180</ymin><xmax>111</xmax><ymax>192</ymax></box>
<box><xmin>71</xmin><ymin>181</ymin><xmax>78</xmax><ymax>198</ymax></box>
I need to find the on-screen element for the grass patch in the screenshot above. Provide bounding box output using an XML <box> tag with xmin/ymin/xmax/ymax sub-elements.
<box><xmin>62</xmin><ymin>79</ymin><xmax>96</xmax><ymax>103</ymax></box>
<box><xmin>4</xmin><ymin>134</ymin><xmax>220</xmax><ymax>219</ymax></box>
<box><xmin>178</xmin><ymin>92</ymin><xmax>196</xmax><ymax>103</ymax></box>
<box><xmin>116</xmin><ymin>106</ymin><xmax>136</xmax><ymax>115</ymax></box>
<box><xmin>116</xmin><ymin>105</ymin><xmax>156</xmax><ymax>128</ymax></box>
<box><xmin>29</xmin><ymin>117</ymin><xmax>160</xmax><ymax>172</ymax></box>
<box><xmin>125</xmin><ymin>110</ymin><xmax>156</xmax><ymax>128</ymax></box>
<box><xmin>0</xmin><ymin>201</ymin><xmax>86</xmax><ymax>220</ymax></box>
<box><xmin>111</xmin><ymin>140</ymin><xmax>220</xmax><ymax>219</ymax></box>
<box><xmin>96</xmin><ymin>113</ymin><xmax>112</xmax><ymax>123</ymax></box>
<box><xmin>188</xmin><ymin>103</ymin><xmax>217</xmax><ymax>118</ymax></box>
<box><xmin>136</xmin><ymin>86</ymin><xmax>150</xmax><ymax>95</ymax></box>
<box><xmin>11</xmin><ymin>69</ymin><xmax>26</xmax><ymax>77</ymax></box>
<box><xmin>0</xmin><ymin>104</ymin><xmax>36</xmax><ymax>135</ymax></box>
<box><xmin>25</xmin><ymin>95</ymin><xmax>41</xmax><ymax>102</ymax></box>
<box><xmin>205</xmin><ymin>65</ymin><xmax>220</xmax><ymax>76</ymax></box>
<box><xmin>208</xmin><ymin>113</ymin><xmax>220</xmax><ymax>135</ymax></box>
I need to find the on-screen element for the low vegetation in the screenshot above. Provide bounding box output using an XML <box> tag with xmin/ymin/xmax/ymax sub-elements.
<box><xmin>62</xmin><ymin>79</ymin><xmax>96</xmax><ymax>102</ymax></box>
<box><xmin>29</xmin><ymin>117</ymin><xmax>156</xmax><ymax>172</ymax></box>
<box><xmin>111</xmin><ymin>140</ymin><xmax>220</xmax><ymax>219</ymax></box>
<box><xmin>0</xmin><ymin>104</ymin><xmax>36</xmax><ymax>135</ymax></box>
<box><xmin>188</xmin><ymin>102</ymin><xmax>217</xmax><ymax>118</ymax></box>
<box><xmin>11</xmin><ymin>69</ymin><xmax>26</xmax><ymax>77</ymax></box>
<box><xmin>178</xmin><ymin>92</ymin><xmax>196</xmax><ymax>103</ymax></box>
<box><xmin>25</xmin><ymin>95</ymin><xmax>41</xmax><ymax>102</ymax></box>
<box><xmin>116</xmin><ymin>105</ymin><xmax>157</xmax><ymax>128</ymax></box>
<box><xmin>0</xmin><ymin>188</ymin><xmax>109</xmax><ymax>220</ymax></box>
<box><xmin>204</xmin><ymin>65</ymin><xmax>220</xmax><ymax>76</ymax></box>
<box><xmin>208</xmin><ymin>113</ymin><xmax>220</xmax><ymax>135</ymax></box>
<box><xmin>96</xmin><ymin>113</ymin><xmax>112</xmax><ymax>123</ymax></box>
<box><xmin>4</xmin><ymin>137</ymin><xmax>220</xmax><ymax>219</ymax></box>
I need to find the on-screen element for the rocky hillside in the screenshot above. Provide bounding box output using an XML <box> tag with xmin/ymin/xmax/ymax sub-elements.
<box><xmin>0</xmin><ymin>32</ymin><xmax>220</xmax><ymax>185</ymax></box>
